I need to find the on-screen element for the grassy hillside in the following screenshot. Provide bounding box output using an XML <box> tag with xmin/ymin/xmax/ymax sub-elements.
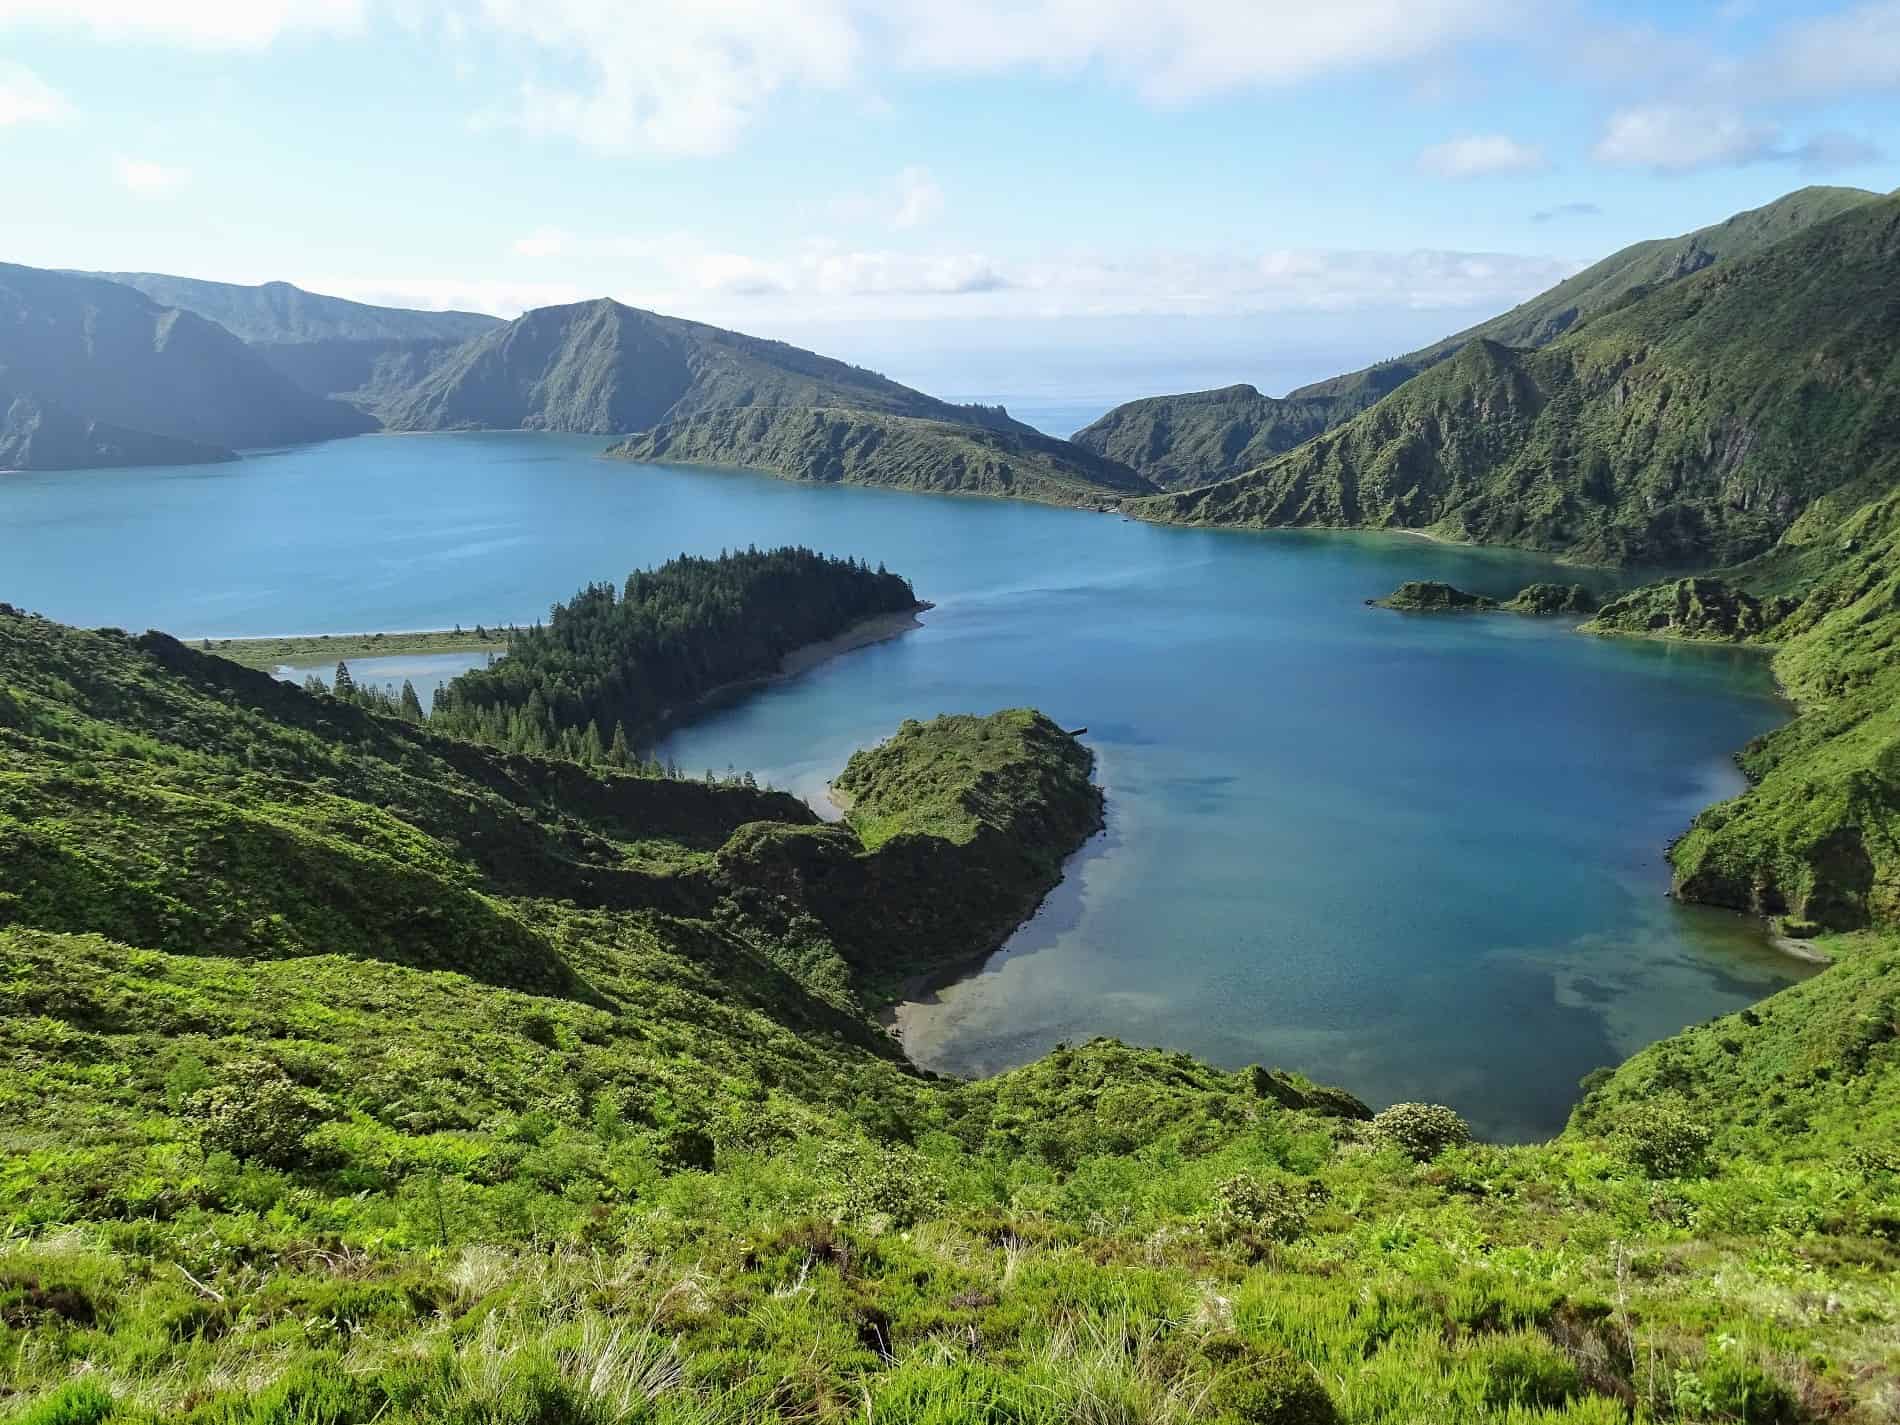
<box><xmin>379</xmin><ymin>300</ymin><xmax>1034</xmax><ymax>438</ymax></box>
<box><xmin>1132</xmin><ymin>194</ymin><xmax>1900</xmax><ymax>567</ymax></box>
<box><xmin>1067</xmin><ymin>384</ymin><xmax>1335</xmax><ymax>491</ymax></box>
<box><xmin>0</xmin><ymin>264</ymin><xmax>375</xmax><ymax>457</ymax></box>
<box><xmin>1582</xmin><ymin>486</ymin><xmax>1900</xmax><ymax>933</ymax></box>
<box><xmin>1</xmin><ymin>389</ymin><xmax>234</xmax><ymax>471</ymax></box>
<box><xmin>1077</xmin><ymin>187</ymin><xmax>1881</xmax><ymax>489</ymax></box>
<box><xmin>2</xmin><ymin>599</ymin><xmax>1898</xmax><ymax>1421</ymax></box>
<box><xmin>609</xmin><ymin>405</ymin><xmax>1155</xmax><ymax>507</ymax></box>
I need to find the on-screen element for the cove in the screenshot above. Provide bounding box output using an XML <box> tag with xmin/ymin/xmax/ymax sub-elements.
<box><xmin>0</xmin><ymin>432</ymin><xmax>1803</xmax><ymax>1138</ymax></box>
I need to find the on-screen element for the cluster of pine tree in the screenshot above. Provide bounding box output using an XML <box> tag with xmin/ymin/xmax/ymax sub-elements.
<box><xmin>426</xmin><ymin>546</ymin><xmax>916</xmax><ymax>759</ymax></box>
<box><xmin>304</xmin><ymin>662</ymin><xmax>429</xmax><ymax>724</ymax></box>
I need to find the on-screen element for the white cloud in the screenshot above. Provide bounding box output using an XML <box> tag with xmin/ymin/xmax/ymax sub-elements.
<box><xmin>891</xmin><ymin>166</ymin><xmax>943</xmax><ymax>229</ymax></box>
<box><xmin>0</xmin><ymin>0</ymin><xmax>366</xmax><ymax>48</ymax></box>
<box><xmin>7</xmin><ymin>1</ymin><xmax>1519</xmax><ymax>157</ymax></box>
<box><xmin>0</xmin><ymin>61</ymin><xmax>68</xmax><ymax>124</ymax></box>
<box><xmin>882</xmin><ymin>0</ymin><xmax>1518</xmax><ymax>104</ymax></box>
<box><xmin>113</xmin><ymin>156</ymin><xmax>189</xmax><ymax>197</ymax></box>
<box><xmin>1415</xmin><ymin>133</ymin><xmax>1546</xmax><ymax>179</ymax></box>
<box><xmin>1591</xmin><ymin>105</ymin><xmax>1779</xmax><ymax>173</ymax></box>
<box><xmin>1762</xmin><ymin>1</ymin><xmax>1900</xmax><ymax>100</ymax></box>
<box><xmin>304</xmin><ymin>275</ymin><xmax>593</xmax><ymax>314</ymax></box>
<box><xmin>511</xmin><ymin>227</ymin><xmax>569</xmax><ymax>258</ymax></box>
<box><xmin>1593</xmin><ymin>104</ymin><xmax>1887</xmax><ymax>175</ymax></box>
<box><xmin>1787</xmin><ymin>131</ymin><xmax>1886</xmax><ymax>170</ymax></box>
<box><xmin>407</xmin><ymin>228</ymin><xmax>1575</xmax><ymax>326</ymax></box>
<box><xmin>473</xmin><ymin>0</ymin><xmax>860</xmax><ymax>157</ymax></box>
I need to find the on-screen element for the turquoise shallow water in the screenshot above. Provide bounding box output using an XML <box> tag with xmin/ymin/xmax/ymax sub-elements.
<box><xmin>0</xmin><ymin>432</ymin><xmax>1803</xmax><ymax>1138</ymax></box>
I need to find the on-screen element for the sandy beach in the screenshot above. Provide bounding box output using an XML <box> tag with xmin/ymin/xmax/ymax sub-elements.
<box><xmin>779</xmin><ymin>603</ymin><xmax>931</xmax><ymax>679</ymax></box>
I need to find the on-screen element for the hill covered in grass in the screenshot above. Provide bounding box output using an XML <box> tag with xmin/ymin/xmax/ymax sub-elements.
<box><xmin>2</xmin><ymin>580</ymin><xmax>1899</xmax><ymax>1421</ymax></box>
<box><xmin>1077</xmin><ymin>186</ymin><xmax>1882</xmax><ymax>489</ymax></box>
<box><xmin>608</xmin><ymin>405</ymin><xmax>1156</xmax><ymax>507</ymax></box>
<box><xmin>1132</xmin><ymin>194</ymin><xmax>1900</xmax><ymax>567</ymax></box>
<box><xmin>1569</xmin><ymin>484</ymin><xmax>1900</xmax><ymax>934</ymax></box>
<box><xmin>0</xmin><ymin>264</ymin><xmax>375</xmax><ymax>465</ymax></box>
<box><xmin>378</xmin><ymin>299</ymin><xmax>1034</xmax><ymax>438</ymax></box>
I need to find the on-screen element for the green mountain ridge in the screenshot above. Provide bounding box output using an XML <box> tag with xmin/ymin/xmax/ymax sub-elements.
<box><xmin>1077</xmin><ymin>186</ymin><xmax>1884</xmax><ymax>489</ymax></box>
<box><xmin>1131</xmin><ymin>193</ymin><xmax>1900</xmax><ymax>567</ymax></box>
<box><xmin>607</xmin><ymin>404</ymin><xmax>1155</xmax><ymax>506</ymax></box>
<box><xmin>85</xmin><ymin>272</ymin><xmax>508</xmax><ymax>410</ymax></box>
<box><xmin>379</xmin><ymin>298</ymin><xmax>1037</xmax><ymax>438</ymax></box>
<box><xmin>85</xmin><ymin>273</ymin><xmax>501</xmax><ymax>346</ymax></box>
<box><xmin>0</xmin><ymin>264</ymin><xmax>375</xmax><ymax>464</ymax></box>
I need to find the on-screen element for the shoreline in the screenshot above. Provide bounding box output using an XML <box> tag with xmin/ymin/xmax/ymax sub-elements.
<box><xmin>647</xmin><ymin>603</ymin><xmax>933</xmax><ymax>746</ymax></box>
<box><xmin>200</xmin><ymin>628</ymin><xmax>516</xmax><ymax>671</ymax></box>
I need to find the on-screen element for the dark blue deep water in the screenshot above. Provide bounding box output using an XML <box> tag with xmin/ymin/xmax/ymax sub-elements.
<box><xmin>0</xmin><ymin>432</ymin><xmax>1804</xmax><ymax>1137</ymax></box>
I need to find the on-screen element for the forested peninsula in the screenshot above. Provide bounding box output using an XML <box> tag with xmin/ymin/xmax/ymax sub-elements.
<box><xmin>427</xmin><ymin>547</ymin><xmax>923</xmax><ymax>759</ymax></box>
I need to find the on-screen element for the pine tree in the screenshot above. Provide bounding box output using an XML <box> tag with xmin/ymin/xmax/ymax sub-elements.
<box><xmin>609</xmin><ymin>722</ymin><xmax>632</xmax><ymax>768</ymax></box>
<box><xmin>399</xmin><ymin>680</ymin><xmax>425</xmax><ymax>723</ymax></box>
<box><xmin>579</xmin><ymin>721</ymin><xmax>605</xmax><ymax>764</ymax></box>
<box><xmin>333</xmin><ymin>661</ymin><xmax>355</xmax><ymax>697</ymax></box>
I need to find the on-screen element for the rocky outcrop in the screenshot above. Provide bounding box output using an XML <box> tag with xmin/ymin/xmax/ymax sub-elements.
<box><xmin>1503</xmin><ymin>583</ymin><xmax>1600</xmax><ymax>615</ymax></box>
<box><xmin>1582</xmin><ymin>578</ymin><xmax>1794</xmax><ymax>642</ymax></box>
<box><xmin>1369</xmin><ymin>581</ymin><xmax>1498</xmax><ymax>612</ymax></box>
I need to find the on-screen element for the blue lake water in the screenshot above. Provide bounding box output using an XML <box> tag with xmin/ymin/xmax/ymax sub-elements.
<box><xmin>0</xmin><ymin>432</ymin><xmax>1803</xmax><ymax>1138</ymax></box>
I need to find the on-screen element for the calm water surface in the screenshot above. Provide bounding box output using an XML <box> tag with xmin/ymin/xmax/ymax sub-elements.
<box><xmin>0</xmin><ymin>433</ymin><xmax>1803</xmax><ymax>1137</ymax></box>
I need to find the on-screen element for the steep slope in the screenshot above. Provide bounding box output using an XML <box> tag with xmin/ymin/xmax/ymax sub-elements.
<box><xmin>4</xmin><ymin>596</ymin><xmax>1899</xmax><ymax>1421</ymax></box>
<box><xmin>89</xmin><ymin>272</ymin><xmax>505</xmax><ymax>411</ymax></box>
<box><xmin>380</xmin><ymin>298</ymin><xmax>1035</xmax><ymax>436</ymax></box>
<box><xmin>1585</xmin><ymin>487</ymin><xmax>1900</xmax><ymax>931</ymax></box>
<box><xmin>1</xmin><ymin>388</ymin><xmax>234</xmax><ymax>470</ymax></box>
<box><xmin>608</xmin><ymin>404</ymin><xmax>1155</xmax><ymax>506</ymax></box>
<box><xmin>0</xmin><ymin>264</ymin><xmax>375</xmax><ymax>451</ymax></box>
<box><xmin>1079</xmin><ymin>186</ymin><xmax>1883</xmax><ymax>488</ymax></box>
<box><xmin>1066</xmin><ymin>382</ymin><xmax>1335</xmax><ymax>491</ymax></box>
<box><xmin>1133</xmin><ymin>193</ymin><xmax>1900</xmax><ymax>566</ymax></box>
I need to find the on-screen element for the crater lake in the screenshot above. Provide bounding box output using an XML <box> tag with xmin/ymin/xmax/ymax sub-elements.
<box><xmin>0</xmin><ymin>432</ymin><xmax>1803</xmax><ymax>1137</ymax></box>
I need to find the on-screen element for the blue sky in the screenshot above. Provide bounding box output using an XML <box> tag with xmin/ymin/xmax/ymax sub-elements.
<box><xmin>2</xmin><ymin>2</ymin><xmax>1896</xmax><ymax>400</ymax></box>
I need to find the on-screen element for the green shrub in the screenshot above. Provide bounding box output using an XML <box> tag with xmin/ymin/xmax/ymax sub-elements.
<box><xmin>1209</xmin><ymin>1174</ymin><xmax>1325</xmax><ymax>1243</ymax></box>
<box><xmin>1615</xmin><ymin>1105</ymin><xmax>1714</xmax><ymax>1178</ymax></box>
<box><xmin>1475</xmin><ymin>1333</ymin><xmax>1581</xmax><ymax>1409</ymax></box>
<box><xmin>818</xmin><ymin>1142</ymin><xmax>947</xmax><ymax>1227</ymax></box>
<box><xmin>1368</xmin><ymin>1103</ymin><xmax>1471</xmax><ymax>1161</ymax></box>
<box><xmin>1205</xmin><ymin>1355</ymin><xmax>1338</xmax><ymax>1425</ymax></box>
<box><xmin>10</xmin><ymin>1380</ymin><xmax>124</xmax><ymax>1425</ymax></box>
<box><xmin>184</xmin><ymin>1060</ymin><xmax>332</xmax><ymax>1168</ymax></box>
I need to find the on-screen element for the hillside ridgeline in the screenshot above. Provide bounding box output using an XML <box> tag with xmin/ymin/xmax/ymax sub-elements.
<box><xmin>379</xmin><ymin>298</ymin><xmax>1035</xmax><ymax>437</ymax></box>
<box><xmin>1132</xmin><ymin>193</ymin><xmax>1900</xmax><ymax>567</ymax></box>
<box><xmin>1077</xmin><ymin>185</ymin><xmax>1883</xmax><ymax>488</ymax></box>
<box><xmin>607</xmin><ymin>405</ymin><xmax>1155</xmax><ymax>506</ymax></box>
<box><xmin>0</xmin><ymin>263</ymin><xmax>375</xmax><ymax>465</ymax></box>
